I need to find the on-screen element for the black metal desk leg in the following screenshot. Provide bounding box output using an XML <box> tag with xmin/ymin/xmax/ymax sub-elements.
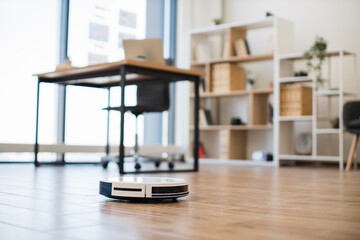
<box><xmin>193</xmin><ymin>76</ymin><xmax>200</xmax><ymax>172</ymax></box>
<box><xmin>119</xmin><ymin>66</ymin><xmax>126</xmax><ymax>174</ymax></box>
<box><xmin>57</xmin><ymin>85</ymin><xmax>66</xmax><ymax>163</ymax></box>
<box><xmin>34</xmin><ymin>79</ymin><xmax>41</xmax><ymax>166</ymax></box>
<box><xmin>106</xmin><ymin>88</ymin><xmax>111</xmax><ymax>156</ymax></box>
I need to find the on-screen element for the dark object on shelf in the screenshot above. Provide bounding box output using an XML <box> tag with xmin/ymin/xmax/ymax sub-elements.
<box><xmin>343</xmin><ymin>101</ymin><xmax>360</xmax><ymax>171</ymax></box>
<box><xmin>268</xmin><ymin>103</ymin><xmax>273</xmax><ymax>124</ymax></box>
<box><xmin>198</xmin><ymin>142</ymin><xmax>206</xmax><ymax>158</ymax></box>
<box><xmin>251</xmin><ymin>151</ymin><xmax>273</xmax><ymax>161</ymax></box>
<box><xmin>331</xmin><ymin>117</ymin><xmax>339</xmax><ymax>129</ymax></box>
<box><xmin>258</xmin><ymin>11</ymin><xmax>274</xmax><ymax>18</ymax></box>
<box><xmin>244</xmin><ymin>39</ymin><xmax>251</xmax><ymax>55</ymax></box>
<box><xmin>231</xmin><ymin>117</ymin><xmax>245</xmax><ymax>125</ymax></box>
<box><xmin>295</xmin><ymin>133</ymin><xmax>312</xmax><ymax>155</ymax></box>
<box><xmin>294</xmin><ymin>70</ymin><xmax>308</xmax><ymax>77</ymax></box>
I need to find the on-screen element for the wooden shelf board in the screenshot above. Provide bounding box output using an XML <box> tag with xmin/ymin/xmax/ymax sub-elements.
<box><xmin>191</xmin><ymin>89</ymin><xmax>273</xmax><ymax>98</ymax></box>
<box><xmin>191</xmin><ymin>54</ymin><xmax>273</xmax><ymax>67</ymax></box>
<box><xmin>279</xmin><ymin>154</ymin><xmax>339</xmax><ymax>162</ymax></box>
<box><xmin>189</xmin><ymin>125</ymin><xmax>273</xmax><ymax>131</ymax></box>
<box><xmin>279</xmin><ymin>49</ymin><xmax>354</xmax><ymax>61</ymax></box>
<box><xmin>279</xmin><ymin>116</ymin><xmax>313</xmax><ymax>121</ymax></box>
<box><xmin>279</xmin><ymin>76</ymin><xmax>313</xmax><ymax>83</ymax></box>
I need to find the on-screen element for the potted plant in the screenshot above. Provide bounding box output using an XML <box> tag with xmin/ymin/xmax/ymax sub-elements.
<box><xmin>303</xmin><ymin>36</ymin><xmax>327</xmax><ymax>89</ymax></box>
<box><xmin>246</xmin><ymin>70</ymin><xmax>255</xmax><ymax>90</ymax></box>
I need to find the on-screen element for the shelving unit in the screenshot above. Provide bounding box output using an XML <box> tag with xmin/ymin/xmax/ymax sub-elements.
<box><xmin>275</xmin><ymin>49</ymin><xmax>358</xmax><ymax>169</ymax></box>
<box><xmin>187</xmin><ymin>17</ymin><xmax>294</xmax><ymax>165</ymax></box>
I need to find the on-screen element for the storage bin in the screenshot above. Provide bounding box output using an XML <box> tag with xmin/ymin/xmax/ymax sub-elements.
<box><xmin>280</xmin><ymin>84</ymin><xmax>312</xmax><ymax>116</ymax></box>
<box><xmin>211</xmin><ymin>63</ymin><xmax>246</xmax><ymax>92</ymax></box>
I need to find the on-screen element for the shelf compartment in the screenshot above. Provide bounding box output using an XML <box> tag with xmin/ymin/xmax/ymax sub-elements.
<box><xmin>279</xmin><ymin>116</ymin><xmax>313</xmax><ymax>121</ymax></box>
<box><xmin>315</xmin><ymin>128</ymin><xmax>341</xmax><ymax>134</ymax></box>
<box><xmin>279</xmin><ymin>76</ymin><xmax>312</xmax><ymax>83</ymax></box>
<box><xmin>191</xmin><ymin>54</ymin><xmax>273</xmax><ymax>67</ymax></box>
<box><xmin>279</xmin><ymin>154</ymin><xmax>339</xmax><ymax>162</ymax></box>
<box><xmin>189</xmin><ymin>125</ymin><xmax>273</xmax><ymax>131</ymax></box>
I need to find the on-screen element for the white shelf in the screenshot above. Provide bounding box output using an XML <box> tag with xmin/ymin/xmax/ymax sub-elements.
<box><xmin>279</xmin><ymin>76</ymin><xmax>313</xmax><ymax>83</ymax></box>
<box><xmin>188</xmin><ymin>17</ymin><xmax>274</xmax><ymax>35</ymax></box>
<box><xmin>316</xmin><ymin>128</ymin><xmax>341</xmax><ymax>134</ymax></box>
<box><xmin>316</xmin><ymin>90</ymin><xmax>356</xmax><ymax>96</ymax></box>
<box><xmin>200</xmin><ymin>158</ymin><xmax>275</xmax><ymax>167</ymax></box>
<box><xmin>279</xmin><ymin>155</ymin><xmax>339</xmax><ymax>162</ymax></box>
<box><xmin>279</xmin><ymin>116</ymin><xmax>313</xmax><ymax>121</ymax></box>
<box><xmin>278</xmin><ymin>49</ymin><xmax>354</xmax><ymax>61</ymax></box>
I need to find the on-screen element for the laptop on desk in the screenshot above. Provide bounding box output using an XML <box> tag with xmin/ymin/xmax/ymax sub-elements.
<box><xmin>123</xmin><ymin>38</ymin><xmax>165</xmax><ymax>65</ymax></box>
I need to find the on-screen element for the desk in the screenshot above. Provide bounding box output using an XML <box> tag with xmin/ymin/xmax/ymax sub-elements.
<box><xmin>34</xmin><ymin>60</ymin><xmax>204</xmax><ymax>174</ymax></box>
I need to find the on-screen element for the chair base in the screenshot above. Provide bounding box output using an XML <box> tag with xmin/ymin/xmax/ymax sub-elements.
<box><xmin>346</xmin><ymin>134</ymin><xmax>359</xmax><ymax>171</ymax></box>
<box><xmin>101</xmin><ymin>153</ymin><xmax>179</xmax><ymax>170</ymax></box>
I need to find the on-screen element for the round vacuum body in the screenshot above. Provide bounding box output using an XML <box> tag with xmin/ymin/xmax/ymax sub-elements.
<box><xmin>99</xmin><ymin>177</ymin><xmax>189</xmax><ymax>201</ymax></box>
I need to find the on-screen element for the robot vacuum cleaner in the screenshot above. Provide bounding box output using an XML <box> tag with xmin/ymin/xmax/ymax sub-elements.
<box><xmin>99</xmin><ymin>177</ymin><xmax>189</xmax><ymax>201</ymax></box>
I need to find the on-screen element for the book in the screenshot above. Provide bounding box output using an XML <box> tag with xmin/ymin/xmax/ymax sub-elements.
<box><xmin>234</xmin><ymin>39</ymin><xmax>248</xmax><ymax>57</ymax></box>
<box><xmin>199</xmin><ymin>108</ymin><xmax>213</xmax><ymax>126</ymax></box>
<box><xmin>222</xmin><ymin>41</ymin><xmax>231</xmax><ymax>58</ymax></box>
<box><xmin>199</xmin><ymin>108</ymin><xmax>208</xmax><ymax>126</ymax></box>
<box><xmin>244</xmin><ymin>39</ymin><xmax>251</xmax><ymax>55</ymax></box>
<box><xmin>204</xmin><ymin>109</ymin><xmax>213</xmax><ymax>125</ymax></box>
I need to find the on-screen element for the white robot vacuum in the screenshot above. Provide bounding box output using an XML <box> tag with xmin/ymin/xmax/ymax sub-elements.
<box><xmin>99</xmin><ymin>177</ymin><xmax>189</xmax><ymax>201</ymax></box>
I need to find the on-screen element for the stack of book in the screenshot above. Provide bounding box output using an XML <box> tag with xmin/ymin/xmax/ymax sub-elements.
<box><xmin>211</xmin><ymin>63</ymin><xmax>246</xmax><ymax>92</ymax></box>
<box><xmin>280</xmin><ymin>84</ymin><xmax>312</xmax><ymax>116</ymax></box>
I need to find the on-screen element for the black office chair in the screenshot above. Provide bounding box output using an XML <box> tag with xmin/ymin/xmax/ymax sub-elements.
<box><xmin>102</xmin><ymin>81</ymin><xmax>172</xmax><ymax>170</ymax></box>
<box><xmin>343</xmin><ymin>101</ymin><xmax>360</xmax><ymax>171</ymax></box>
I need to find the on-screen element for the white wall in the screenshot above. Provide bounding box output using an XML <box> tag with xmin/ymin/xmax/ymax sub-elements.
<box><xmin>175</xmin><ymin>0</ymin><xmax>360</xmax><ymax>154</ymax></box>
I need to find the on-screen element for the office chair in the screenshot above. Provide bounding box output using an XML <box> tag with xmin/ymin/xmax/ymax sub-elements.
<box><xmin>343</xmin><ymin>101</ymin><xmax>360</xmax><ymax>171</ymax></box>
<box><xmin>102</xmin><ymin>81</ymin><xmax>172</xmax><ymax>170</ymax></box>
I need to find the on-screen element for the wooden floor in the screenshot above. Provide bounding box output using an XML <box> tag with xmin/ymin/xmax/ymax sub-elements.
<box><xmin>0</xmin><ymin>163</ymin><xmax>360</xmax><ymax>240</ymax></box>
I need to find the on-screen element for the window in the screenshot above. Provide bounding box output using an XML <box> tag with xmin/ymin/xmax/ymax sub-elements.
<box><xmin>65</xmin><ymin>0</ymin><xmax>147</xmax><ymax>161</ymax></box>
<box><xmin>0</xmin><ymin>0</ymin><xmax>58</xmax><ymax>161</ymax></box>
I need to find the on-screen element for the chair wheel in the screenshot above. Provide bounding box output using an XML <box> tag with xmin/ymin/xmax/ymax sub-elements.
<box><xmin>101</xmin><ymin>159</ymin><xmax>109</xmax><ymax>169</ymax></box>
<box><xmin>135</xmin><ymin>162</ymin><xmax>141</xmax><ymax>170</ymax></box>
<box><xmin>154</xmin><ymin>161</ymin><xmax>161</xmax><ymax>168</ymax></box>
<box><xmin>179</xmin><ymin>154</ymin><xmax>185</xmax><ymax>162</ymax></box>
<box><xmin>168</xmin><ymin>162</ymin><xmax>174</xmax><ymax>169</ymax></box>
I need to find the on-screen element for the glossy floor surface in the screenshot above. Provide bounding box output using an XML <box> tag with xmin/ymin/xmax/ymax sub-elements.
<box><xmin>0</xmin><ymin>163</ymin><xmax>359</xmax><ymax>240</ymax></box>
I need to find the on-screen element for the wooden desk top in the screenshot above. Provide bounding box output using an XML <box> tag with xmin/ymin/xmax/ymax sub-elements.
<box><xmin>34</xmin><ymin>59</ymin><xmax>205</xmax><ymax>79</ymax></box>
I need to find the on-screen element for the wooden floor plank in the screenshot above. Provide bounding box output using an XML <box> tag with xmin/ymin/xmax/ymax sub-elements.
<box><xmin>0</xmin><ymin>164</ymin><xmax>359</xmax><ymax>239</ymax></box>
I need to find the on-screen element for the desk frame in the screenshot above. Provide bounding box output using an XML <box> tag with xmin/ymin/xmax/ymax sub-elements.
<box><xmin>35</xmin><ymin>63</ymin><xmax>201</xmax><ymax>174</ymax></box>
